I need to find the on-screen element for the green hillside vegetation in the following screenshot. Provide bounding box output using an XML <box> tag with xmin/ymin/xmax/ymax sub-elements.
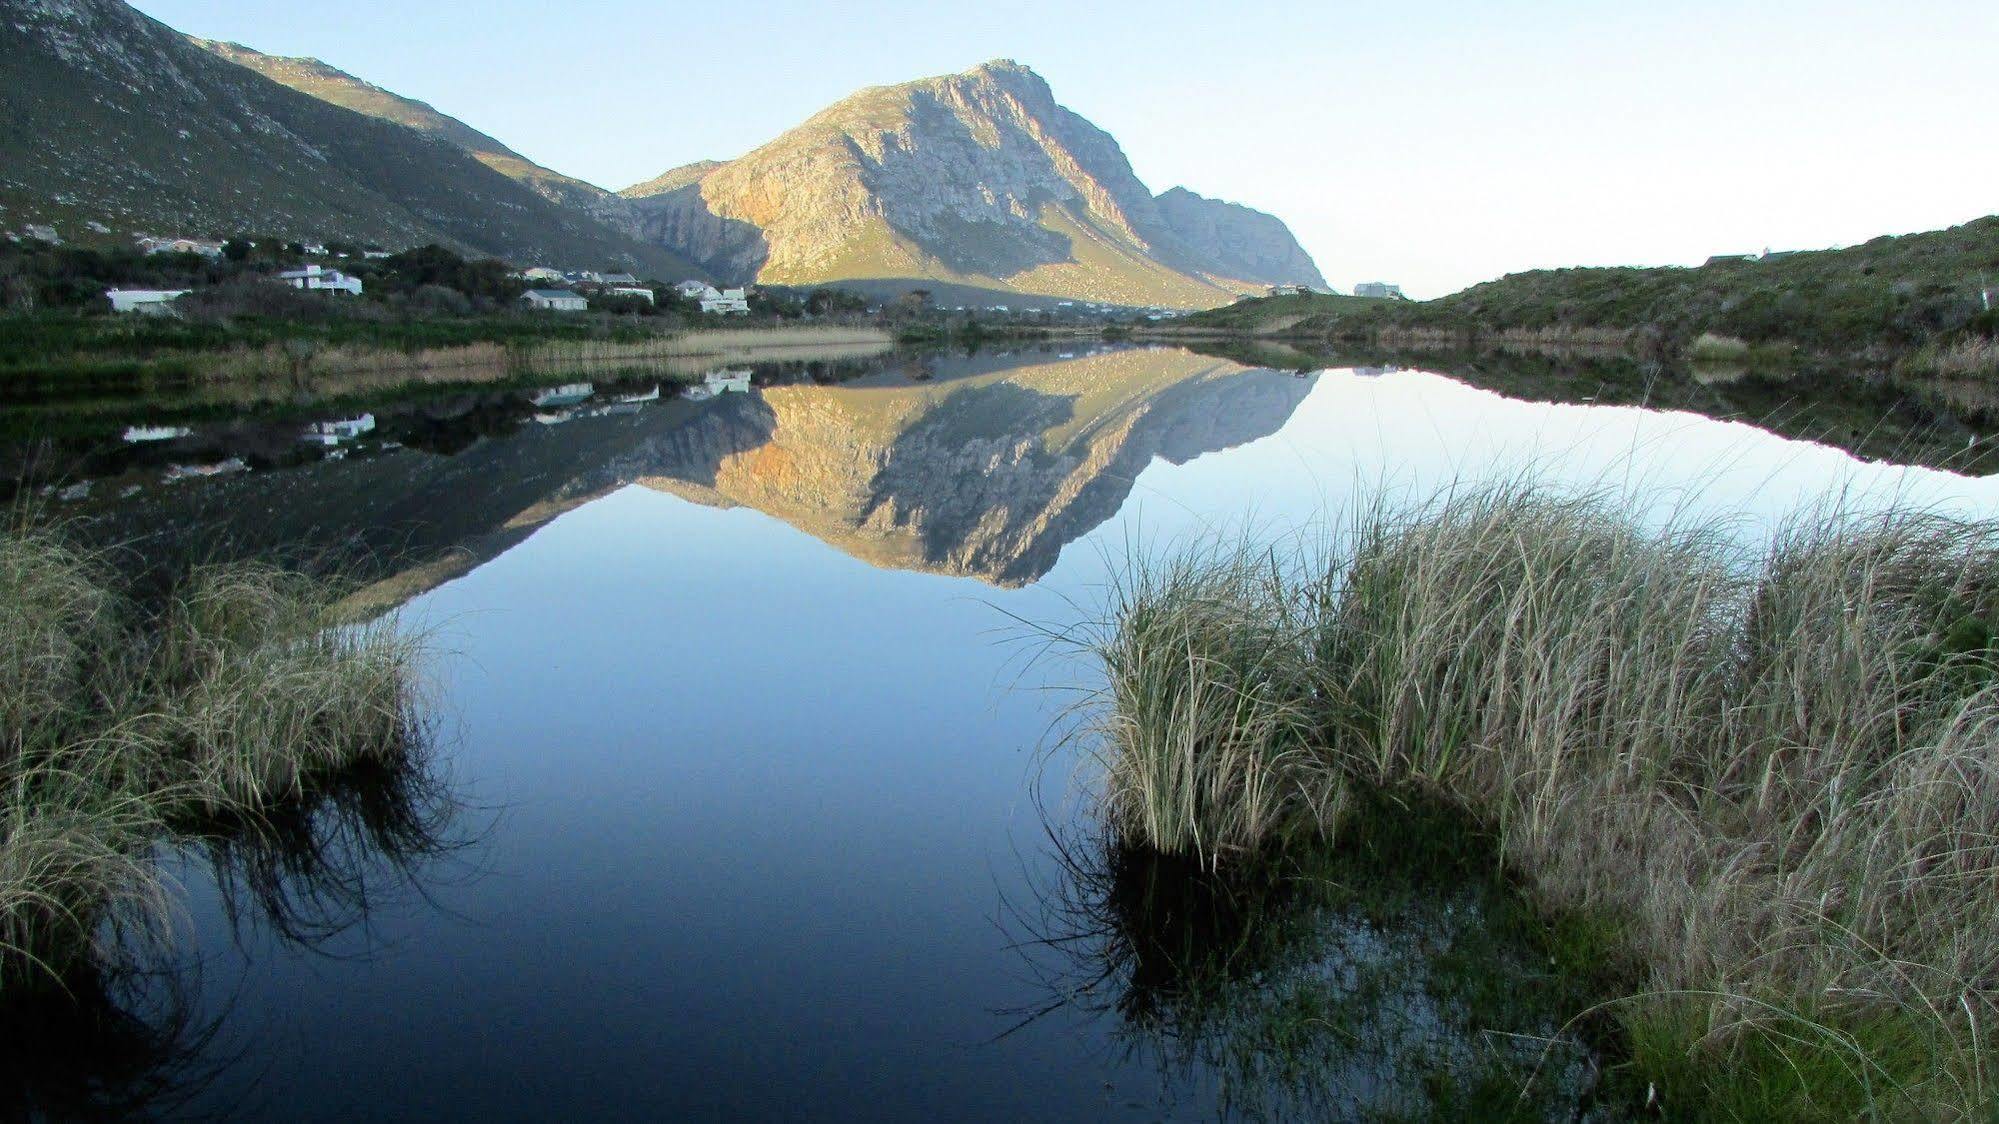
<box><xmin>1182</xmin><ymin>217</ymin><xmax>1999</xmax><ymax>370</ymax></box>
<box><xmin>0</xmin><ymin>0</ymin><xmax>700</xmax><ymax>279</ymax></box>
<box><xmin>188</xmin><ymin>39</ymin><xmax>642</xmax><ymax>221</ymax></box>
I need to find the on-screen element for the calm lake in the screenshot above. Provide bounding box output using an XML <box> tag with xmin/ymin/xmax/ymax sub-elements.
<box><xmin>9</xmin><ymin>344</ymin><xmax>1999</xmax><ymax>1119</ymax></box>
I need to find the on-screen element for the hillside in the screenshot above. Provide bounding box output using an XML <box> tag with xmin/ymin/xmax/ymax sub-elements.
<box><xmin>0</xmin><ymin>0</ymin><xmax>700</xmax><ymax>276</ymax></box>
<box><xmin>1183</xmin><ymin>216</ymin><xmax>1999</xmax><ymax>360</ymax></box>
<box><xmin>619</xmin><ymin>60</ymin><xmax>1323</xmax><ymax>308</ymax></box>
<box><xmin>186</xmin><ymin>36</ymin><xmax>692</xmax><ymax>263</ymax></box>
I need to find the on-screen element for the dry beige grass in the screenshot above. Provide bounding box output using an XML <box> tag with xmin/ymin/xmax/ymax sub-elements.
<box><xmin>1080</xmin><ymin>483</ymin><xmax>1999</xmax><ymax>1118</ymax></box>
<box><xmin>1</xmin><ymin>530</ymin><xmax>425</xmax><ymax>988</ymax></box>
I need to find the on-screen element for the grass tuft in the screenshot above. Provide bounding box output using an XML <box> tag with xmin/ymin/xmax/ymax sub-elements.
<box><xmin>0</xmin><ymin>527</ymin><xmax>426</xmax><ymax>988</ymax></box>
<box><xmin>1076</xmin><ymin>482</ymin><xmax>1999</xmax><ymax>1118</ymax></box>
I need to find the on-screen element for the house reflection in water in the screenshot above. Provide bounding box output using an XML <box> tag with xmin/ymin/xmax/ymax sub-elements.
<box><xmin>682</xmin><ymin>369</ymin><xmax>753</xmax><ymax>401</ymax></box>
<box><xmin>302</xmin><ymin>414</ymin><xmax>377</xmax><ymax>446</ymax></box>
<box><xmin>530</xmin><ymin>384</ymin><xmax>596</xmax><ymax>409</ymax></box>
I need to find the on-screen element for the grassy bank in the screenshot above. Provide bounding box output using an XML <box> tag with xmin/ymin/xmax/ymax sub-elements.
<box><xmin>0</xmin><ymin>527</ymin><xmax>426</xmax><ymax>987</ymax></box>
<box><xmin>0</xmin><ymin>313</ymin><xmax>891</xmax><ymax>403</ymax></box>
<box><xmin>1074</xmin><ymin>484</ymin><xmax>1999</xmax><ymax>1118</ymax></box>
<box><xmin>1169</xmin><ymin>215</ymin><xmax>1999</xmax><ymax>369</ymax></box>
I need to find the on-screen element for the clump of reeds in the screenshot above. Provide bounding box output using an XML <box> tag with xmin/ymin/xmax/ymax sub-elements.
<box><xmin>1079</xmin><ymin>482</ymin><xmax>1999</xmax><ymax>1118</ymax></box>
<box><xmin>0</xmin><ymin>529</ymin><xmax>425</xmax><ymax>988</ymax></box>
<box><xmin>1910</xmin><ymin>334</ymin><xmax>1999</xmax><ymax>379</ymax></box>
<box><xmin>1687</xmin><ymin>331</ymin><xmax>1752</xmax><ymax>361</ymax></box>
<box><xmin>1081</xmin><ymin>545</ymin><xmax>1340</xmax><ymax>868</ymax></box>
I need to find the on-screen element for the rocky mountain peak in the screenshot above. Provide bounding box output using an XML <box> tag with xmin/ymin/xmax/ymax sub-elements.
<box><xmin>618</xmin><ymin>59</ymin><xmax>1322</xmax><ymax>305</ymax></box>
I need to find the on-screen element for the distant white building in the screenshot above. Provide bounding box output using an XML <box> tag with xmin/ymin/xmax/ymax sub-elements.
<box><xmin>694</xmin><ymin>285</ymin><xmax>751</xmax><ymax>315</ymax></box>
<box><xmin>673</xmin><ymin>280</ymin><xmax>712</xmax><ymax>299</ymax></box>
<box><xmin>522</xmin><ymin>289</ymin><xmax>589</xmax><ymax>312</ymax></box>
<box><xmin>608</xmin><ymin>286</ymin><xmax>656</xmax><ymax>303</ymax></box>
<box><xmin>138</xmin><ymin>236</ymin><xmax>225</xmax><ymax>258</ymax></box>
<box><xmin>599</xmin><ymin>273</ymin><xmax>641</xmax><ymax>286</ymax></box>
<box><xmin>278</xmin><ymin>264</ymin><xmax>364</xmax><ymax>295</ymax></box>
<box><xmin>105</xmin><ymin>289</ymin><xmax>190</xmax><ymax>314</ymax></box>
<box><xmin>519</xmin><ymin>267</ymin><xmax>566</xmax><ymax>283</ymax></box>
<box><xmin>1353</xmin><ymin>282</ymin><xmax>1405</xmax><ymax>299</ymax></box>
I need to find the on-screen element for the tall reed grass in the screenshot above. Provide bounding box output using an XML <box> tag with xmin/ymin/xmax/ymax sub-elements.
<box><xmin>1076</xmin><ymin>482</ymin><xmax>1999</xmax><ymax>1118</ymax></box>
<box><xmin>1910</xmin><ymin>335</ymin><xmax>1999</xmax><ymax>379</ymax></box>
<box><xmin>0</xmin><ymin>528</ymin><xmax>426</xmax><ymax>988</ymax></box>
<box><xmin>1688</xmin><ymin>331</ymin><xmax>1753</xmax><ymax>361</ymax></box>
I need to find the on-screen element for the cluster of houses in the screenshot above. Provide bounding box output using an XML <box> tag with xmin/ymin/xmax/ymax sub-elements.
<box><xmin>512</xmin><ymin>270</ymin><xmax>752</xmax><ymax>315</ymax></box>
<box><xmin>1259</xmin><ymin>282</ymin><xmax>1406</xmax><ymax>300</ymax></box>
<box><xmin>102</xmin><ymin>229</ymin><xmax>762</xmax><ymax>318</ymax></box>
<box><xmin>107</xmin><ymin>261</ymin><xmax>366</xmax><ymax>314</ymax></box>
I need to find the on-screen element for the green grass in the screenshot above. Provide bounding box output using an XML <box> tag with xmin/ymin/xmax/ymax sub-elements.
<box><xmin>1070</xmin><ymin>482</ymin><xmax>1999</xmax><ymax>1119</ymax></box>
<box><xmin>0</xmin><ymin>525</ymin><xmax>427</xmax><ymax>988</ymax></box>
<box><xmin>1179</xmin><ymin>215</ymin><xmax>1999</xmax><ymax>363</ymax></box>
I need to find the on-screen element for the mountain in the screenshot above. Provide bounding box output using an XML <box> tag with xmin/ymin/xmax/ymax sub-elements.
<box><xmin>187</xmin><ymin>38</ymin><xmax>656</xmax><ymax>240</ymax></box>
<box><xmin>619</xmin><ymin>60</ymin><xmax>1323</xmax><ymax>308</ymax></box>
<box><xmin>1153</xmin><ymin>187</ymin><xmax>1328</xmax><ymax>291</ymax></box>
<box><xmin>0</xmin><ymin>0</ymin><xmax>702</xmax><ymax>277</ymax></box>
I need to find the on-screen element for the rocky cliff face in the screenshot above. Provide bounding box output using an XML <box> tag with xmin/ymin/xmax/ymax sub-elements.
<box><xmin>622</xmin><ymin>61</ymin><xmax>1324</xmax><ymax>307</ymax></box>
<box><xmin>1153</xmin><ymin>187</ymin><xmax>1329</xmax><ymax>289</ymax></box>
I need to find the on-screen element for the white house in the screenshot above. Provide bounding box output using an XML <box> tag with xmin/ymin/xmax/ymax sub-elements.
<box><xmin>519</xmin><ymin>267</ymin><xmax>565</xmax><ymax>283</ymax></box>
<box><xmin>138</xmin><ymin>236</ymin><xmax>225</xmax><ymax>258</ymax></box>
<box><xmin>697</xmin><ymin>286</ymin><xmax>751</xmax><ymax>315</ymax></box>
<box><xmin>599</xmin><ymin>273</ymin><xmax>641</xmax><ymax>286</ymax></box>
<box><xmin>105</xmin><ymin>289</ymin><xmax>190</xmax><ymax>314</ymax></box>
<box><xmin>608</xmin><ymin>286</ymin><xmax>656</xmax><ymax>303</ymax></box>
<box><xmin>522</xmin><ymin>289</ymin><xmax>589</xmax><ymax>312</ymax></box>
<box><xmin>673</xmin><ymin>280</ymin><xmax>712</xmax><ymax>299</ymax></box>
<box><xmin>278</xmin><ymin>265</ymin><xmax>364</xmax><ymax>295</ymax></box>
<box><xmin>1353</xmin><ymin>282</ymin><xmax>1405</xmax><ymax>299</ymax></box>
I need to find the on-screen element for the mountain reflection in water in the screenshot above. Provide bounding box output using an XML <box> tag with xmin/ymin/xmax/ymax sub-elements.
<box><xmin>5</xmin><ymin>342</ymin><xmax>1997</xmax><ymax>1118</ymax></box>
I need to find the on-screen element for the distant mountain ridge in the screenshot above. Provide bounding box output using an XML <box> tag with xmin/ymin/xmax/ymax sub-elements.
<box><xmin>0</xmin><ymin>0</ymin><xmax>702</xmax><ymax>276</ymax></box>
<box><xmin>1</xmin><ymin>4</ymin><xmax>1317</xmax><ymax>303</ymax></box>
<box><xmin>619</xmin><ymin>61</ymin><xmax>1325</xmax><ymax>307</ymax></box>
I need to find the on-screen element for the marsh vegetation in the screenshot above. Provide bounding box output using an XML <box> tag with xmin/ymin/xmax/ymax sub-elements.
<box><xmin>1071</xmin><ymin>483</ymin><xmax>1999</xmax><ymax>1118</ymax></box>
<box><xmin>0</xmin><ymin>525</ymin><xmax>430</xmax><ymax>989</ymax></box>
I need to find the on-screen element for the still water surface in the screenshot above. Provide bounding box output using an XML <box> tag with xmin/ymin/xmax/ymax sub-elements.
<box><xmin>17</xmin><ymin>346</ymin><xmax>1999</xmax><ymax>1119</ymax></box>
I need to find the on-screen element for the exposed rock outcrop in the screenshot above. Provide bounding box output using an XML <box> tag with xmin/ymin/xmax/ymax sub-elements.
<box><xmin>622</xmin><ymin>61</ymin><xmax>1325</xmax><ymax>307</ymax></box>
<box><xmin>1152</xmin><ymin>187</ymin><xmax>1329</xmax><ymax>290</ymax></box>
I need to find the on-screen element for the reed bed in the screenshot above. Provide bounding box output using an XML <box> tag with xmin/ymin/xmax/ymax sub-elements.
<box><xmin>1910</xmin><ymin>335</ymin><xmax>1999</xmax><ymax>380</ymax></box>
<box><xmin>1688</xmin><ymin>331</ymin><xmax>1753</xmax><ymax>361</ymax></box>
<box><xmin>1076</xmin><ymin>483</ymin><xmax>1999</xmax><ymax>1118</ymax></box>
<box><xmin>0</xmin><ymin>528</ymin><xmax>425</xmax><ymax>988</ymax></box>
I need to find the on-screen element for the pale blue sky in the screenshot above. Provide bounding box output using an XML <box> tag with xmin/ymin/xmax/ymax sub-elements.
<box><xmin>133</xmin><ymin>0</ymin><xmax>1998</xmax><ymax>297</ymax></box>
